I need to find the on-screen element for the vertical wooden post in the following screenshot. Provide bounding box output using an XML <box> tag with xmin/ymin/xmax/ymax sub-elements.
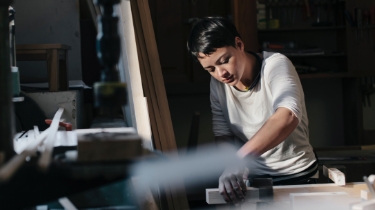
<box><xmin>231</xmin><ymin>0</ymin><xmax>259</xmax><ymax>52</ymax></box>
<box><xmin>0</xmin><ymin>1</ymin><xmax>15</xmax><ymax>163</ymax></box>
<box><xmin>342</xmin><ymin>77</ymin><xmax>364</xmax><ymax>145</ymax></box>
<box><xmin>47</xmin><ymin>49</ymin><xmax>59</xmax><ymax>91</ymax></box>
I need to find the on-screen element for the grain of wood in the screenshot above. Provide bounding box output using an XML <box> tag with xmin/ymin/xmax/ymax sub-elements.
<box><xmin>117</xmin><ymin>1</ymin><xmax>153</xmax><ymax>150</ymax></box>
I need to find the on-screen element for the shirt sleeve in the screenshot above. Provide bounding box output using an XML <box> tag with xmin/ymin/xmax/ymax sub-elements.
<box><xmin>264</xmin><ymin>53</ymin><xmax>303</xmax><ymax>122</ymax></box>
<box><xmin>210</xmin><ymin>78</ymin><xmax>234</xmax><ymax>137</ymax></box>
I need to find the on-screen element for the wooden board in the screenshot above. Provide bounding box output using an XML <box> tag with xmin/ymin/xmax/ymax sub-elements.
<box><xmin>130</xmin><ymin>0</ymin><xmax>164</xmax><ymax>151</ymax></box>
<box><xmin>116</xmin><ymin>1</ymin><xmax>153</xmax><ymax>150</ymax></box>
<box><xmin>207</xmin><ymin>183</ymin><xmax>369</xmax><ymax>210</ymax></box>
<box><xmin>135</xmin><ymin>0</ymin><xmax>178</xmax><ymax>152</ymax></box>
<box><xmin>128</xmin><ymin>0</ymin><xmax>190</xmax><ymax>209</ymax></box>
<box><xmin>206</xmin><ymin>187</ymin><xmax>260</xmax><ymax>204</ymax></box>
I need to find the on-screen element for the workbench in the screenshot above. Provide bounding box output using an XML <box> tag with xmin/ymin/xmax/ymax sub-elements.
<box><xmin>211</xmin><ymin>182</ymin><xmax>370</xmax><ymax>210</ymax></box>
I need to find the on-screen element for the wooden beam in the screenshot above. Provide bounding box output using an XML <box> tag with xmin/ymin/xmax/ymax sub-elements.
<box><xmin>117</xmin><ymin>1</ymin><xmax>153</xmax><ymax>150</ymax></box>
<box><xmin>206</xmin><ymin>187</ymin><xmax>260</xmax><ymax>204</ymax></box>
<box><xmin>323</xmin><ymin>165</ymin><xmax>346</xmax><ymax>186</ymax></box>
<box><xmin>128</xmin><ymin>0</ymin><xmax>190</xmax><ymax>209</ymax></box>
<box><xmin>136</xmin><ymin>0</ymin><xmax>178</xmax><ymax>152</ymax></box>
<box><xmin>231</xmin><ymin>0</ymin><xmax>259</xmax><ymax>52</ymax></box>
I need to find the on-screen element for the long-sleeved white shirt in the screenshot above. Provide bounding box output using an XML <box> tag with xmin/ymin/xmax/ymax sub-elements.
<box><xmin>210</xmin><ymin>51</ymin><xmax>316</xmax><ymax>176</ymax></box>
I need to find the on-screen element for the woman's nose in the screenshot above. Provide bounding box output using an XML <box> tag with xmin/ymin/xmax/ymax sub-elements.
<box><xmin>217</xmin><ymin>67</ymin><xmax>228</xmax><ymax>77</ymax></box>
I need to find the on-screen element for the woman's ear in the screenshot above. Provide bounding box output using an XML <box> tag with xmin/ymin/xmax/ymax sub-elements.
<box><xmin>234</xmin><ymin>36</ymin><xmax>244</xmax><ymax>51</ymax></box>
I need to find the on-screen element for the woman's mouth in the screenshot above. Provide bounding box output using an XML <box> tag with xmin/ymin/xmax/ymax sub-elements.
<box><xmin>223</xmin><ymin>75</ymin><xmax>234</xmax><ymax>83</ymax></box>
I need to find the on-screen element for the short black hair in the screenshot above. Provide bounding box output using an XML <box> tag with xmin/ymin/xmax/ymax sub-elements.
<box><xmin>187</xmin><ymin>17</ymin><xmax>241</xmax><ymax>61</ymax></box>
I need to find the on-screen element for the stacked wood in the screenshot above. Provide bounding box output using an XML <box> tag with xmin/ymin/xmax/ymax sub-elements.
<box><xmin>130</xmin><ymin>0</ymin><xmax>177</xmax><ymax>153</ymax></box>
<box><xmin>129</xmin><ymin>0</ymin><xmax>189</xmax><ymax>209</ymax></box>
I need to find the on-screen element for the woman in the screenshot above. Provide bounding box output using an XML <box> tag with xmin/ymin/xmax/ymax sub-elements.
<box><xmin>187</xmin><ymin>17</ymin><xmax>317</xmax><ymax>204</ymax></box>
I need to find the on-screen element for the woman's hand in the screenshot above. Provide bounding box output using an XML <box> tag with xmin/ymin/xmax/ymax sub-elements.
<box><xmin>218</xmin><ymin>165</ymin><xmax>248</xmax><ymax>205</ymax></box>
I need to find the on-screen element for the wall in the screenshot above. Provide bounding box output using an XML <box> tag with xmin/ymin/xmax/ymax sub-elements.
<box><xmin>167</xmin><ymin>78</ymin><xmax>346</xmax><ymax>152</ymax></box>
<box><xmin>12</xmin><ymin>0</ymin><xmax>82</xmax><ymax>81</ymax></box>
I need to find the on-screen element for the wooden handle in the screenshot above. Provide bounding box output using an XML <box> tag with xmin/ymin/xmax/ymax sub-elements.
<box><xmin>45</xmin><ymin>119</ymin><xmax>72</xmax><ymax>131</ymax></box>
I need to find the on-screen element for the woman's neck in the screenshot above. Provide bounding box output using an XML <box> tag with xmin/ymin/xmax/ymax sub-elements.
<box><xmin>237</xmin><ymin>52</ymin><xmax>258</xmax><ymax>91</ymax></box>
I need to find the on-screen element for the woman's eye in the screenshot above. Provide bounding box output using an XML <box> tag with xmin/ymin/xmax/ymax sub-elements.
<box><xmin>208</xmin><ymin>68</ymin><xmax>215</xmax><ymax>72</ymax></box>
<box><xmin>221</xmin><ymin>58</ymin><xmax>229</xmax><ymax>64</ymax></box>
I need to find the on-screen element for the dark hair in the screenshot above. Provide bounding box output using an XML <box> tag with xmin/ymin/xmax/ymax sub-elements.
<box><xmin>187</xmin><ymin>17</ymin><xmax>241</xmax><ymax>61</ymax></box>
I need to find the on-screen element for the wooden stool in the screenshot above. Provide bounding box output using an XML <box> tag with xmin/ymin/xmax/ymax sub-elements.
<box><xmin>16</xmin><ymin>44</ymin><xmax>71</xmax><ymax>91</ymax></box>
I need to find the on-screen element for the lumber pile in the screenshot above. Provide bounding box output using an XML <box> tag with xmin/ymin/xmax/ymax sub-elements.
<box><xmin>130</xmin><ymin>0</ymin><xmax>177</xmax><ymax>153</ymax></box>
<box><xmin>129</xmin><ymin>0</ymin><xmax>189</xmax><ymax>209</ymax></box>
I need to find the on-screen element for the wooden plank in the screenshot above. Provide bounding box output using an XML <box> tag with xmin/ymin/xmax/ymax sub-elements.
<box><xmin>131</xmin><ymin>0</ymin><xmax>190</xmax><ymax>209</ymax></box>
<box><xmin>16</xmin><ymin>44</ymin><xmax>71</xmax><ymax>50</ymax></box>
<box><xmin>130</xmin><ymin>2</ymin><xmax>175</xmax><ymax>209</ymax></box>
<box><xmin>131</xmin><ymin>0</ymin><xmax>168</xmax><ymax>152</ymax></box>
<box><xmin>47</xmin><ymin>49</ymin><xmax>59</xmax><ymax>91</ymax></box>
<box><xmin>117</xmin><ymin>1</ymin><xmax>153</xmax><ymax>150</ymax></box>
<box><xmin>352</xmin><ymin>199</ymin><xmax>375</xmax><ymax>210</ymax></box>
<box><xmin>16</xmin><ymin>49</ymin><xmax>47</xmax><ymax>54</ymax></box>
<box><xmin>137</xmin><ymin>0</ymin><xmax>177</xmax><ymax>152</ymax></box>
<box><xmin>206</xmin><ymin>187</ymin><xmax>260</xmax><ymax>204</ymax></box>
<box><xmin>130</xmin><ymin>0</ymin><xmax>161</xmax><ymax>151</ymax></box>
<box><xmin>231</xmin><ymin>0</ymin><xmax>258</xmax><ymax>52</ymax></box>
<box><xmin>208</xmin><ymin>183</ymin><xmax>369</xmax><ymax>209</ymax></box>
<box><xmin>290</xmin><ymin>192</ymin><xmax>350</xmax><ymax>210</ymax></box>
<box><xmin>58</xmin><ymin>49</ymin><xmax>69</xmax><ymax>90</ymax></box>
<box><xmin>86</xmin><ymin>0</ymin><xmax>98</xmax><ymax>31</ymax></box>
<box><xmin>323</xmin><ymin>165</ymin><xmax>346</xmax><ymax>186</ymax></box>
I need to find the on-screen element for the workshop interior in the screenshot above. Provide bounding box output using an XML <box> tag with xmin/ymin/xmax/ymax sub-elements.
<box><xmin>1</xmin><ymin>0</ymin><xmax>375</xmax><ymax>209</ymax></box>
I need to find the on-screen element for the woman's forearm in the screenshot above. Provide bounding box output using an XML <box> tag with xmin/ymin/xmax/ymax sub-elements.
<box><xmin>237</xmin><ymin>107</ymin><xmax>299</xmax><ymax>158</ymax></box>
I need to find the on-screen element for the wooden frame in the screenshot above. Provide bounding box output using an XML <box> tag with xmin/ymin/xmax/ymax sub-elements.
<box><xmin>116</xmin><ymin>0</ymin><xmax>189</xmax><ymax>209</ymax></box>
<box><xmin>16</xmin><ymin>44</ymin><xmax>70</xmax><ymax>91</ymax></box>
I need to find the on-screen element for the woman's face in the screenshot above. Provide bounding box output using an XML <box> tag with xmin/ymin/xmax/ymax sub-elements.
<box><xmin>197</xmin><ymin>37</ymin><xmax>246</xmax><ymax>87</ymax></box>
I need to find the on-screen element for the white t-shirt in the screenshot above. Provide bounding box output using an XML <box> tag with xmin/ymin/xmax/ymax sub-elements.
<box><xmin>210</xmin><ymin>51</ymin><xmax>316</xmax><ymax>176</ymax></box>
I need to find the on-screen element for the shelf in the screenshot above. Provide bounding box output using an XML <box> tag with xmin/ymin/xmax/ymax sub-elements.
<box><xmin>349</xmin><ymin>25</ymin><xmax>375</xmax><ymax>30</ymax></box>
<box><xmin>298</xmin><ymin>72</ymin><xmax>352</xmax><ymax>79</ymax></box>
<box><xmin>259</xmin><ymin>26</ymin><xmax>346</xmax><ymax>32</ymax></box>
<box><xmin>263</xmin><ymin>2</ymin><xmax>337</xmax><ymax>7</ymax></box>
<box><xmin>286</xmin><ymin>53</ymin><xmax>347</xmax><ymax>58</ymax></box>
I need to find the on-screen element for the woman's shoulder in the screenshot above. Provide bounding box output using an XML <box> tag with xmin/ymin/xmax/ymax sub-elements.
<box><xmin>262</xmin><ymin>51</ymin><xmax>289</xmax><ymax>63</ymax></box>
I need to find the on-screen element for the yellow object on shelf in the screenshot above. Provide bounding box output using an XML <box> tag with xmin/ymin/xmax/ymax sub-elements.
<box><xmin>268</xmin><ymin>19</ymin><xmax>280</xmax><ymax>29</ymax></box>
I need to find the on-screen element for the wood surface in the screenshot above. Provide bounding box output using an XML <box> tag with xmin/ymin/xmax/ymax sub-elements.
<box><xmin>231</xmin><ymin>0</ymin><xmax>259</xmax><ymax>52</ymax></box>
<box><xmin>206</xmin><ymin>187</ymin><xmax>260</xmax><ymax>204</ymax></box>
<box><xmin>130</xmin><ymin>0</ymin><xmax>164</xmax><ymax>151</ymax></box>
<box><xmin>117</xmin><ymin>0</ymin><xmax>153</xmax><ymax>150</ymax></box>
<box><xmin>16</xmin><ymin>44</ymin><xmax>71</xmax><ymax>50</ymax></box>
<box><xmin>207</xmin><ymin>183</ymin><xmax>369</xmax><ymax>209</ymax></box>
<box><xmin>47</xmin><ymin>49</ymin><xmax>59</xmax><ymax>91</ymax></box>
<box><xmin>136</xmin><ymin>0</ymin><xmax>178</xmax><ymax>152</ymax></box>
<box><xmin>16</xmin><ymin>44</ymin><xmax>70</xmax><ymax>91</ymax></box>
<box><xmin>128</xmin><ymin>0</ymin><xmax>190</xmax><ymax>209</ymax></box>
